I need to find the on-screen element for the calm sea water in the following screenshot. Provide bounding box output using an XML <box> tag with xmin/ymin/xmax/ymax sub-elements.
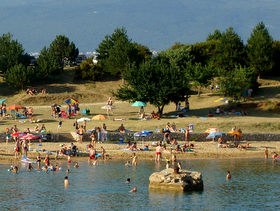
<box><xmin>0</xmin><ymin>159</ymin><xmax>279</xmax><ymax>210</ymax></box>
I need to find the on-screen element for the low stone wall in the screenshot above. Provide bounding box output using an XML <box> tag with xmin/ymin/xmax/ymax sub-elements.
<box><xmin>2</xmin><ymin>132</ymin><xmax>280</xmax><ymax>143</ymax></box>
<box><xmin>104</xmin><ymin>132</ymin><xmax>280</xmax><ymax>142</ymax></box>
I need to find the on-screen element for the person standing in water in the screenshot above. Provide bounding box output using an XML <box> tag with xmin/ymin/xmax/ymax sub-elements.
<box><xmin>226</xmin><ymin>171</ymin><xmax>231</xmax><ymax>180</ymax></box>
<box><xmin>101</xmin><ymin>146</ymin><xmax>106</xmax><ymax>160</ymax></box>
<box><xmin>45</xmin><ymin>154</ymin><xmax>50</xmax><ymax>166</ymax></box>
<box><xmin>265</xmin><ymin>147</ymin><xmax>268</xmax><ymax>159</ymax></box>
<box><xmin>14</xmin><ymin>139</ymin><xmax>20</xmax><ymax>159</ymax></box>
<box><xmin>27</xmin><ymin>163</ymin><xmax>33</xmax><ymax>171</ymax></box>
<box><xmin>132</xmin><ymin>153</ymin><xmax>137</xmax><ymax>166</ymax></box>
<box><xmin>36</xmin><ymin>154</ymin><xmax>41</xmax><ymax>169</ymax></box>
<box><xmin>155</xmin><ymin>144</ymin><xmax>162</xmax><ymax>162</ymax></box>
<box><xmin>64</xmin><ymin>176</ymin><xmax>69</xmax><ymax>188</ymax></box>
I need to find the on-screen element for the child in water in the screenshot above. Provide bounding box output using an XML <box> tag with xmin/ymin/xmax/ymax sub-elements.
<box><xmin>272</xmin><ymin>152</ymin><xmax>278</xmax><ymax>161</ymax></box>
<box><xmin>74</xmin><ymin>162</ymin><xmax>79</xmax><ymax>168</ymax></box>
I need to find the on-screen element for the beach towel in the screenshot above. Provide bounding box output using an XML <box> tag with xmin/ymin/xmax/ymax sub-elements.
<box><xmin>113</xmin><ymin>118</ymin><xmax>126</xmax><ymax>121</ymax></box>
<box><xmin>199</xmin><ymin>117</ymin><xmax>207</xmax><ymax>120</ymax></box>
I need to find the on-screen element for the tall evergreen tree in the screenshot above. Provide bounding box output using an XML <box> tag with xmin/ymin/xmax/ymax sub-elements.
<box><xmin>247</xmin><ymin>22</ymin><xmax>273</xmax><ymax>78</ymax></box>
<box><xmin>213</xmin><ymin>27</ymin><xmax>245</xmax><ymax>71</ymax></box>
<box><xmin>0</xmin><ymin>33</ymin><xmax>30</xmax><ymax>73</ymax></box>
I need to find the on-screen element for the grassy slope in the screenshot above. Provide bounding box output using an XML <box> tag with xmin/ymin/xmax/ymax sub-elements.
<box><xmin>0</xmin><ymin>70</ymin><xmax>280</xmax><ymax>134</ymax></box>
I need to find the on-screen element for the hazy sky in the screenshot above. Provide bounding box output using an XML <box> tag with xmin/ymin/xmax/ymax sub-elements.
<box><xmin>0</xmin><ymin>0</ymin><xmax>279</xmax><ymax>53</ymax></box>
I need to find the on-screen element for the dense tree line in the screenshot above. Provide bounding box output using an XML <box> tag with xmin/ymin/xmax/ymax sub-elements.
<box><xmin>0</xmin><ymin>22</ymin><xmax>279</xmax><ymax>114</ymax></box>
<box><xmin>0</xmin><ymin>34</ymin><xmax>78</xmax><ymax>89</ymax></box>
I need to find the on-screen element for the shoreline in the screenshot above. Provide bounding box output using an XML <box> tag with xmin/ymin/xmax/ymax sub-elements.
<box><xmin>0</xmin><ymin>140</ymin><xmax>276</xmax><ymax>164</ymax></box>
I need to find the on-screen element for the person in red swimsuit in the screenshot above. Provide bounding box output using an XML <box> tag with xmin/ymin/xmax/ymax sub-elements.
<box><xmin>45</xmin><ymin>154</ymin><xmax>50</xmax><ymax>166</ymax></box>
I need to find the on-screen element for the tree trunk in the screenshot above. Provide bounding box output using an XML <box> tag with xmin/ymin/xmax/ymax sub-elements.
<box><xmin>157</xmin><ymin>105</ymin><xmax>165</xmax><ymax>117</ymax></box>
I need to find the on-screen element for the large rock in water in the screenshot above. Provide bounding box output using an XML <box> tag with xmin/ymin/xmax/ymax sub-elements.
<box><xmin>149</xmin><ymin>168</ymin><xmax>203</xmax><ymax>191</ymax></box>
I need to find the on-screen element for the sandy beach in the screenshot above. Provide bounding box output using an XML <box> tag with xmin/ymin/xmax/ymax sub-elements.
<box><xmin>1</xmin><ymin>140</ymin><xmax>279</xmax><ymax>164</ymax></box>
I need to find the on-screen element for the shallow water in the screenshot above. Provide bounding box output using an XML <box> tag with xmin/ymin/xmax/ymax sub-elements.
<box><xmin>0</xmin><ymin>159</ymin><xmax>279</xmax><ymax>210</ymax></box>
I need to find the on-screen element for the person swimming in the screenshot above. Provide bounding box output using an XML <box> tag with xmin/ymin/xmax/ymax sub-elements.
<box><xmin>129</xmin><ymin>186</ymin><xmax>137</xmax><ymax>192</ymax></box>
<box><xmin>126</xmin><ymin>178</ymin><xmax>130</xmax><ymax>183</ymax></box>
<box><xmin>74</xmin><ymin>162</ymin><xmax>79</xmax><ymax>168</ymax></box>
<box><xmin>66</xmin><ymin>168</ymin><xmax>70</xmax><ymax>175</ymax></box>
<box><xmin>125</xmin><ymin>161</ymin><xmax>131</xmax><ymax>167</ymax></box>
<box><xmin>9</xmin><ymin>165</ymin><xmax>18</xmax><ymax>174</ymax></box>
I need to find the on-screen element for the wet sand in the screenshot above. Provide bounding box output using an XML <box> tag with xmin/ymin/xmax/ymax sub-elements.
<box><xmin>1</xmin><ymin>140</ymin><xmax>279</xmax><ymax>164</ymax></box>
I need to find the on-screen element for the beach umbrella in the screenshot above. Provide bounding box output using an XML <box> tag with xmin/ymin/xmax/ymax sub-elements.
<box><xmin>11</xmin><ymin>133</ymin><xmax>19</xmax><ymax>137</ymax></box>
<box><xmin>11</xmin><ymin>132</ymin><xmax>26</xmax><ymax>137</ymax></box>
<box><xmin>21</xmin><ymin>134</ymin><xmax>39</xmax><ymax>140</ymax></box>
<box><xmin>6</xmin><ymin>105</ymin><xmax>26</xmax><ymax>111</ymax></box>
<box><xmin>132</xmin><ymin>101</ymin><xmax>147</xmax><ymax>114</ymax></box>
<box><xmin>214</xmin><ymin>98</ymin><xmax>227</xmax><ymax>103</ymax></box>
<box><xmin>132</xmin><ymin>101</ymin><xmax>147</xmax><ymax>107</ymax></box>
<box><xmin>64</xmin><ymin>98</ymin><xmax>79</xmax><ymax>104</ymax></box>
<box><xmin>206</xmin><ymin>132</ymin><xmax>225</xmax><ymax>139</ymax></box>
<box><xmin>205</xmin><ymin>128</ymin><xmax>219</xmax><ymax>133</ymax></box>
<box><xmin>0</xmin><ymin>99</ymin><xmax>7</xmax><ymax>104</ymax></box>
<box><xmin>92</xmin><ymin>114</ymin><xmax>107</xmax><ymax>120</ymax></box>
<box><xmin>77</xmin><ymin>117</ymin><xmax>91</xmax><ymax>122</ymax></box>
<box><xmin>228</xmin><ymin>130</ymin><xmax>242</xmax><ymax>137</ymax></box>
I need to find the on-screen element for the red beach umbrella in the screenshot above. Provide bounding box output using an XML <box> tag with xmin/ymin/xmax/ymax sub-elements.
<box><xmin>11</xmin><ymin>133</ymin><xmax>19</xmax><ymax>137</ymax></box>
<box><xmin>6</xmin><ymin>105</ymin><xmax>26</xmax><ymax>111</ymax></box>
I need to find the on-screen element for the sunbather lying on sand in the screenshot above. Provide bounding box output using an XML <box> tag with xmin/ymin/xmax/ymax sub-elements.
<box><xmin>237</xmin><ymin>143</ymin><xmax>250</xmax><ymax>150</ymax></box>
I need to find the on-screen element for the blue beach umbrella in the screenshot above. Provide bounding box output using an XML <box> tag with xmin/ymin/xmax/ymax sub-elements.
<box><xmin>0</xmin><ymin>99</ymin><xmax>7</xmax><ymax>104</ymax></box>
<box><xmin>132</xmin><ymin>101</ymin><xmax>147</xmax><ymax>115</ymax></box>
<box><xmin>206</xmin><ymin>132</ymin><xmax>225</xmax><ymax>139</ymax></box>
<box><xmin>132</xmin><ymin>101</ymin><xmax>147</xmax><ymax>107</ymax></box>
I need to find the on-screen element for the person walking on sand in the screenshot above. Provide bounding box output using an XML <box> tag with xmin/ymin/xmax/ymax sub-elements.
<box><xmin>155</xmin><ymin>144</ymin><xmax>162</xmax><ymax>162</ymax></box>
<box><xmin>265</xmin><ymin>147</ymin><xmax>268</xmax><ymax>159</ymax></box>
<box><xmin>106</xmin><ymin>97</ymin><xmax>113</xmax><ymax>116</ymax></box>
<box><xmin>226</xmin><ymin>171</ymin><xmax>231</xmax><ymax>180</ymax></box>
<box><xmin>77</xmin><ymin>126</ymin><xmax>85</xmax><ymax>143</ymax></box>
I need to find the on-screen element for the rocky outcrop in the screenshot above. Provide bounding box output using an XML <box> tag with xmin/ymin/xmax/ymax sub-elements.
<box><xmin>149</xmin><ymin>168</ymin><xmax>203</xmax><ymax>191</ymax></box>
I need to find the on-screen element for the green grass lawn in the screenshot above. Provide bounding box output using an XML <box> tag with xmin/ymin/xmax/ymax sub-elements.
<box><xmin>0</xmin><ymin>70</ymin><xmax>280</xmax><ymax>134</ymax></box>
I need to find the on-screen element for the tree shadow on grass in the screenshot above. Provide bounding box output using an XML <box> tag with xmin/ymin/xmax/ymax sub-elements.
<box><xmin>164</xmin><ymin>102</ymin><xmax>280</xmax><ymax>119</ymax></box>
<box><xmin>0</xmin><ymin>82</ymin><xmax>18</xmax><ymax>96</ymax></box>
